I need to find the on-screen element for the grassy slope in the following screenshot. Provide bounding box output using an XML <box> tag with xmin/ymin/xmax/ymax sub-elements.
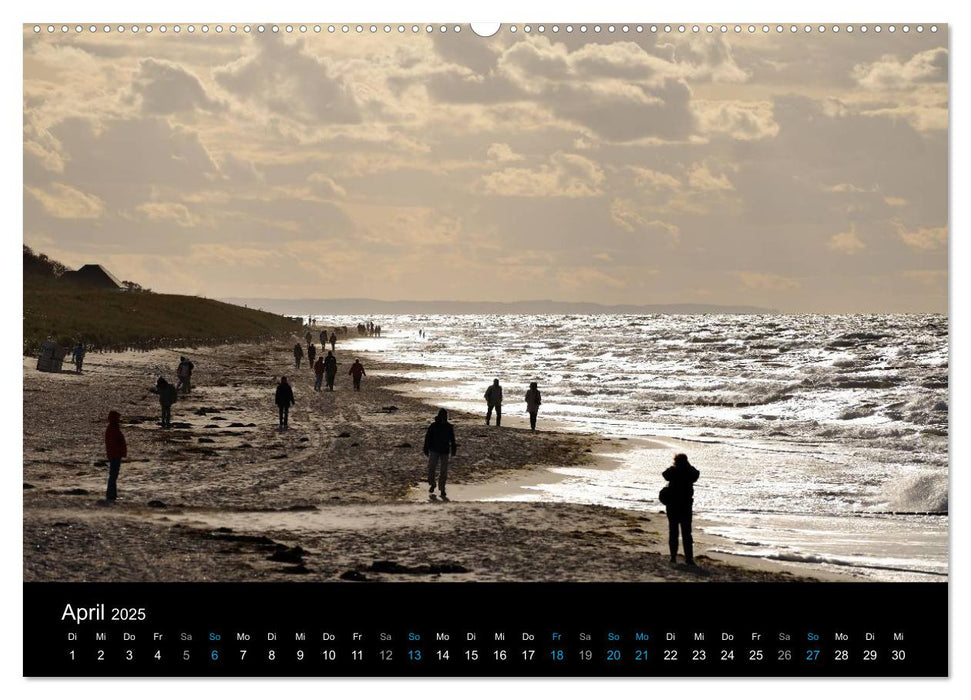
<box><xmin>24</xmin><ymin>275</ymin><xmax>301</xmax><ymax>353</ymax></box>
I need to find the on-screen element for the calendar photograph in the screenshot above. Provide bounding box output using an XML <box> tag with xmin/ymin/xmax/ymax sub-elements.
<box><xmin>23</xmin><ymin>21</ymin><xmax>948</xmax><ymax>598</ymax></box>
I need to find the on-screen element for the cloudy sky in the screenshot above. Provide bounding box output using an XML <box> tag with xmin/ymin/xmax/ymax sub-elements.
<box><xmin>23</xmin><ymin>26</ymin><xmax>947</xmax><ymax>312</ymax></box>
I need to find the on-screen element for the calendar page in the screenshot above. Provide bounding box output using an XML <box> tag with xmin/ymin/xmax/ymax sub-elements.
<box><xmin>22</xmin><ymin>20</ymin><xmax>948</xmax><ymax>677</ymax></box>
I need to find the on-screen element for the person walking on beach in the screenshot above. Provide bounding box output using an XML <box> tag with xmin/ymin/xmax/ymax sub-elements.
<box><xmin>525</xmin><ymin>382</ymin><xmax>542</xmax><ymax>431</ymax></box>
<box><xmin>104</xmin><ymin>410</ymin><xmax>127</xmax><ymax>502</ymax></box>
<box><xmin>423</xmin><ymin>408</ymin><xmax>457</xmax><ymax>499</ymax></box>
<box><xmin>71</xmin><ymin>342</ymin><xmax>86</xmax><ymax>374</ymax></box>
<box><xmin>329</xmin><ymin>331</ymin><xmax>338</xmax><ymax>352</ymax></box>
<box><xmin>324</xmin><ymin>351</ymin><xmax>338</xmax><ymax>391</ymax></box>
<box><xmin>176</xmin><ymin>356</ymin><xmax>194</xmax><ymax>395</ymax></box>
<box><xmin>305</xmin><ymin>330</ymin><xmax>312</xmax><ymax>345</ymax></box>
<box><xmin>319</xmin><ymin>330</ymin><xmax>327</xmax><ymax>346</ymax></box>
<box><xmin>313</xmin><ymin>356</ymin><xmax>325</xmax><ymax>392</ymax></box>
<box><xmin>661</xmin><ymin>453</ymin><xmax>700</xmax><ymax>567</ymax></box>
<box><xmin>293</xmin><ymin>343</ymin><xmax>304</xmax><ymax>370</ymax></box>
<box><xmin>485</xmin><ymin>378</ymin><xmax>503</xmax><ymax>426</ymax></box>
<box><xmin>275</xmin><ymin>376</ymin><xmax>295</xmax><ymax>430</ymax></box>
<box><xmin>307</xmin><ymin>342</ymin><xmax>317</xmax><ymax>366</ymax></box>
<box><xmin>150</xmin><ymin>377</ymin><xmax>178</xmax><ymax>428</ymax></box>
<box><xmin>349</xmin><ymin>359</ymin><xmax>366</xmax><ymax>391</ymax></box>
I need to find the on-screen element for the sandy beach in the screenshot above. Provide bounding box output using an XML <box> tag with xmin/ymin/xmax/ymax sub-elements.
<box><xmin>23</xmin><ymin>338</ymin><xmax>812</xmax><ymax>583</ymax></box>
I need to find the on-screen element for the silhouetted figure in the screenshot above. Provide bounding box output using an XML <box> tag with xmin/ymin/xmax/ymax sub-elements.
<box><xmin>307</xmin><ymin>343</ymin><xmax>317</xmax><ymax>365</ymax></box>
<box><xmin>319</xmin><ymin>330</ymin><xmax>327</xmax><ymax>346</ymax></box>
<box><xmin>176</xmin><ymin>356</ymin><xmax>194</xmax><ymax>395</ymax></box>
<box><xmin>104</xmin><ymin>410</ymin><xmax>127</xmax><ymax>501</ymax></box>
<box><xmin>324</xmin><ymin>351</ymin><xmax>338</xmax><ymax>391</ymax></box>
<box><xmin>525</xmin><ymin>382</ymin><xmax>542</xmax><ymax>431</ymax></box>
<box><xmin>305</xmin><ymin>330</ymin><xmax>312</xmax><ymax>345</ymax></box>
<box><xmin>423</xmin><ymin>408</ymin><xmax>456</xmax><ymax>499</ymax></box>
<box><xmin>485</xmin><ymin>379</ymin><xmax>503</xmax><ymax>426</ymax></box>
<box><xmin>349</xmin><ymin>359</ymin><xmax>366</xmax><ymax>391</ymax></box>
<box><xmin>662</xmin><ymin>453</ymin><xmax>700</xmax><ymax>566</ymax></box>
<box><xmin>151</xmin><ymin>377</ymin><xmax>178</xmax><ymax>428</ymax></box>
<box><xmin>71</xmin><ymin>342</ymin><xmax>86</xmax><ymax>374</ymax></box>
<box><xmin>313</xmin><ymin>356</ymin><xmax>325</xmax><ymax>391</ymax></box>
<box><xmin>329</xmin><ymin>331</ymin><xmax>337</xmax><ymax>352</ymax></box>
<box><xmin>293</xmin><ymin>343</ymin><xmax>303</xmax><ymax>369</ymax></box>
<box><xmin>275</xmin><ymin>376</ymin><xmax>295</xmax><ymax>430</ymax></box>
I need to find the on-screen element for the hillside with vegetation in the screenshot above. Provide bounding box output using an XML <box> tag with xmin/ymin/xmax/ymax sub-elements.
<box><xmin>23</xmin><ymin>246</ymin><xmax>301</xmax><ymax>354</ymax></box>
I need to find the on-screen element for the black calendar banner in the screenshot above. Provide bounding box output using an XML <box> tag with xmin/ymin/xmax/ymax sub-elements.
<box><xmin>24</xmin><ymin>582</ymin><xmax>947</xmax><ymax>677</ymax></box>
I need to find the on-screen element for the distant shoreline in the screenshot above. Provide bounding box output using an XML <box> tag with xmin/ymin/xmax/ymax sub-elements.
<box><xmin>222</xmin><ymin>298</ymin><xmax>780</xmax><ymax>316</ymax></box>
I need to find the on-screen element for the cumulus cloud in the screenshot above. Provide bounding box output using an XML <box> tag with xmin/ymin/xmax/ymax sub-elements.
<box><xmin>487</xmin><ymin>142</ymin><xmax>524</xmax><ymax>163</ymax></box>
<box><xmin>26</xmin><ymin>183</ymin><xmax>105</xmax><ymax>219</ymax></box>
<box><xmin>214</xmin><ymin>37</ymin><xmax>362</xmax><ymax>125</ymax></box>
<box><xmin>134</xmin><ymin>202</ymin><xmax>200</xmax><ymax>227</ymax></box>
<box><xmin>894</xmin><ymin>221</ymin><xmax>947</xmax><ymax>250</ymax></box>
<box><xmin>480</xmin><ymin>152</ymin><xmax>605</xmax><ymax>198</ymax></box>
<box><xmin>853</xmin><ymin>48</ymin><xmax>948</xmax><ymax>90</ymax></box>
<box><xmin>828</xmin><ymin>225</ymin><xmax>866</xmax><ymax>254</ymax></box>
<box><xmin>307</xmin><ymin>173</ymin><xmax>347</xmax><ymax>199</ymax></box>
<box><xmin>132</xmin><ymin>58</ymin><xmax>223</xmax><ymax>114</ymax></box>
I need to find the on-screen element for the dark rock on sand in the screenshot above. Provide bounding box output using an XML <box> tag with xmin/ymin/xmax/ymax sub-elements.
<box><xmin>396</xmin><ymin>442</ymin><xmax>412</xmax><ymax>448</ymax></box>
<box><xmin>338</xmin><ymin>432</ymin><xmax>351</xmax><ymax>438</ymax></box>
<box><xmin>63</xmin><ymin>488</ymin><xmax>89</xmax><ymax>496</ymax></box>
<box><xmin>147</xmin><ymin>500</ymin><xmax>167</xmax><ymax>508</ymax></box>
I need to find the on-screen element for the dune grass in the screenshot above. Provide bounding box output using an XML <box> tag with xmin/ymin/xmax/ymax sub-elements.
<box><xmin>24</xmin><ymin>275</ymin><xmax>301</xmax><ymax>354</ymax></box>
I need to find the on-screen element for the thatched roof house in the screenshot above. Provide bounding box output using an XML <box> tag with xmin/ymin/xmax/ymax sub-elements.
<box><xmin>63</xmin><ymin>264</ymin><xmax>125</xmax><ymax>290</ymax></box>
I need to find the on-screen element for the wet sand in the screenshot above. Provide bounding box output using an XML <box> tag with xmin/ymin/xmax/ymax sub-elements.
<box><xmin>23</xmin><ymin>339</ymin><xmax>811</xmax><ymax>582</ymax></box>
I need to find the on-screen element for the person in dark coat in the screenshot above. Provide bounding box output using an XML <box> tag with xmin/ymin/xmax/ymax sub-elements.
<box><xmin>662</xmin><ymin>453</ymin><xmax>700</xmax><ymax>566</ymax></box>
<box><xmin>329</xmin><ymin>331</ymin><xmax>338</xmax><ymax>352</ymax></box>
<box><xmin>151</xmin><ymin>377</ymin><xmax>178</xmax><ymax>428</ymax></box>
<box><xmin>176</xmin><ymin>356</ymin><xmax>195</xmax><ymax>395</ymax></box>
<box><xmin>323</xmin><ymin>351</ymin><xmax>338</xmax><ymax>391</ymax></box>
<box><xmin>275</xmin><ymin>376</ymin><xmax>295</xmax><ymax>429</ymax></box>
<box><xmin>423</xmin><ymin>408</ymin><xmax>457</xmax><ymax>499</ymax></box>
<box><xmin>349</xmin><ymin>359</ymin><xmax>366</xmax><ymax>391</ymax></box>
<box><xmin>293</xmin><ymin>343</ymin><xmax>303</xmax><ymax>369</ymax></box>
<box><xmin>525</xmin><ymin>382</ymin><xmax>542</xmax><ymax>431</ymax></box>
<box><xmin>313</xmin><ymin>356</ymin><xmax>325</xmax><ymax>391</ymax></box>
<box><xmin>71</xmin><ymin>342</ymin><xmax>86</xmax><ymax>374</ymax></box>
<box><xmin>307</xmin><ymin>343</ymin><xmax>317</xmax><ymax>366</ymax></box>
<box><xmin>484</xmin><ymin>378</ymin><xmax>503</xmax><ymax>426</ymax></box>
<box><xmin>104</xmin><ymin>410</ymin><xmax>127</xmax><ymax>501</ymax></box>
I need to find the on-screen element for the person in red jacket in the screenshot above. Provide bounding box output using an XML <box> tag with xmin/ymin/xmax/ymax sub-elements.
<box><xmin>349</xmin><ymin>359</ymin><xmax>366</xmax><ymax>391</ymax></box>
<box><xmin>104</xmin><ymin>410</ymin><xmax>127</xmax><ymax>501</ymax></box>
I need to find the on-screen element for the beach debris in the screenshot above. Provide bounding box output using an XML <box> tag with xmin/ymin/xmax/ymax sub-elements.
<box><xmin>267</xmin><ymin>545</ymin><xmax>309</xmax><ymax>564</ymax></box>
<box><xmin>147</xmin><ymin>500</ymin><xmax>167</xmax><ymax>508</ymax></box>
<box><xmin>367</xmin><ymin>560</ymin><xmax>470</xmax><ymax>575</ymax></box>
<box><xmin>340</xmin><ymin>570</ymin><xmax>367</xmax><ymax>581</ymax></box>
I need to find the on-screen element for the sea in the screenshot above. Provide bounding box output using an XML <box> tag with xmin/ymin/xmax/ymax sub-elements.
<box><xmin>310</xmin><ymin>313</ymin><xmax>949</xmax><ymax>582</ymax></box>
